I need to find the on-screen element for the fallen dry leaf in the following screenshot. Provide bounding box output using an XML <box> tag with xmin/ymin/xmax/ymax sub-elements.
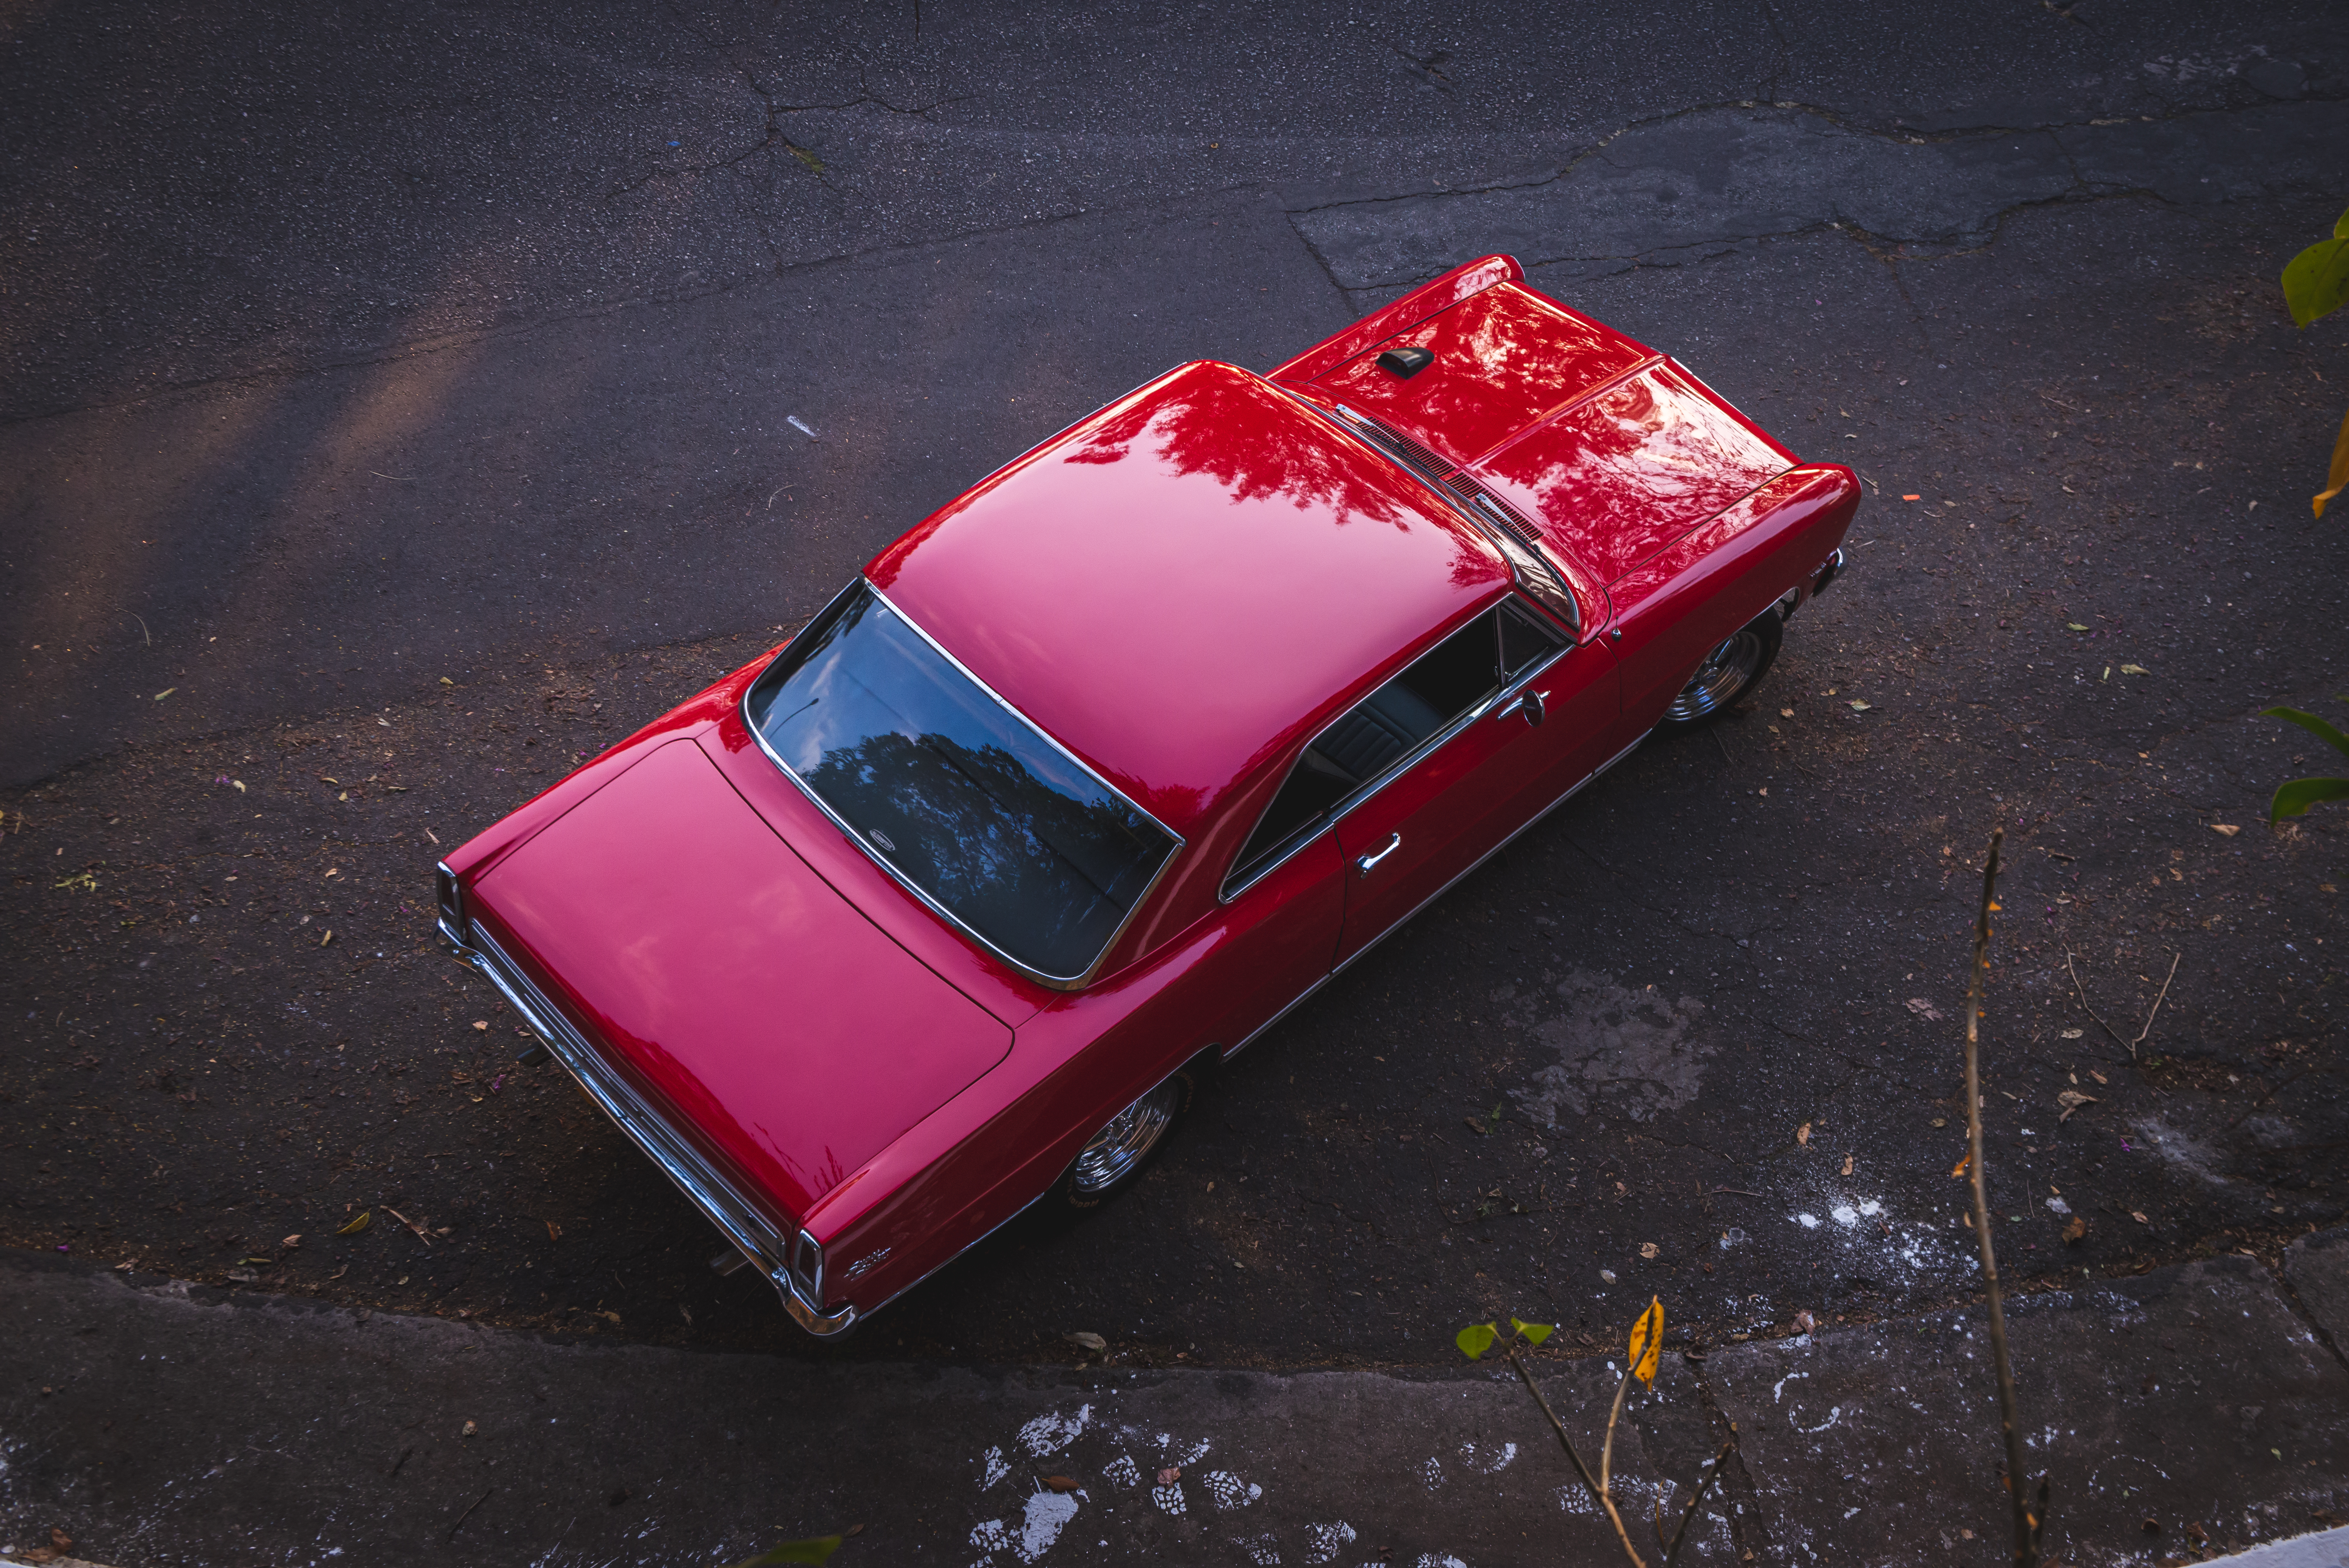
<box><xmin>1796</xmin><ymin>1122</ymin><xmax>1812</xmax><ymax>1146</ymax></box>
<box><xmin>1043</xmin><ymin>1475</ymin><xmax>1080</xmax><ymax>1494</ymax></box>
<box><xmin>2057</xmin><ymin>1089</ymin><xmax>2098</xmax><ymax>1123</ymax></box>
<box><xmin>1848</xmin><ymin>698</ymin><xmax>1873</xmax><ymax>711</ymax></box>
<box><xmin>281</xmin><ymin>1234</ymin><xmax>301</xmax><ymax>1250</ymax></box>
<box><xmin>335</xmin><ymin>1210</ymin><xmax>372</xmax><ymax>1236</ymax></box>
<box><xmin>1639</xmin><ymin>1242</ymin><xmax>1659</xmax><ymax>1260</ymax></box>
<box><xmin>2063</xmin><ymin>1217</ymin><xmax>2088</xmax><ymax>1244</ymax></box>
<box><xmin>1066</xmin><ymin>1331</ymin><xmax>1107</xmax><ymax>1351</ymax></box>
<box><xmin>1791</xmin><ymin>1310</ymin><xmax>1815</xmax><ymax>1334</ymax></box>
<box><xmin>1840</xmin><ymin>1153</ymin><xmax>1854</xmax><ymax>1177</ymax></box>
<box><xmin>2060</xmin><ymin>1028</ymin><xmax>2083</xmax><ymax>1039</ymax></box>
<box><xmin>472</xmin><ymin>1020</ymin><xmax>489</xmax><ymax>1031</ymax></box>
<box><xmin>1907</xmin><ymin>998</ymin><xmax>1944</xmax><ymax>1021</ymax></box>
<box><xmin>1157</xmin><ymin>1467</ymin><xmax>1182</xmax><ymax>1487</ymax></box>
<box><xmin>545</xmin><ymin>1221</ymin><xmax>562</xmax><ymax>1242</ymax></box>
<box><xmin>385</xmin><ymin>1206</ymin><xmax>433</xmax><ymax>1246</ymax></box>
<box><xmin>1952</xmin><ymin>1152</ymin><xmax>1971</xmax><ymax>1179</ymax></box>
<box><xmin>462</xmin><ymin>1420</ymin><xmax>478</xmax><ymax>1438</ymax></box>
<box><xmin>2132</xmin><ymin>1210</ymin><xmax>2150</xmax><ymax>1224</ymax></box>
<box><xmin>2210</xmin><ymin>823</ymin><xmax>2240</xmax><ymax>837</ymax></box>
<box><xmin>2090</xmin><ymin>1069</ymin><xmax>2108</xmax><ymax>1085</ymax></box>
<box><xmin>319</xmin><ymin>930</ymin><xmax>333</xmax><ymax>946</ymax></box>
<box><xmin>2119</xmin><ymin>663</ymin><xmax>2149</xmax><ymax>675</ymax></box>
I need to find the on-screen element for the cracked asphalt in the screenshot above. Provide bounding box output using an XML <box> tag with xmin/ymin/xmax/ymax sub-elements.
<box><xmin>4</xmin><ymin>0</ymin><xmax>2345</xmax><ymax>1388</ymax></box>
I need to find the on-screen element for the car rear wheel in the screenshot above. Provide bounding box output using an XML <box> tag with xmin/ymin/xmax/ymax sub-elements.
<box><xmin>1057</xmin><ymin>1071</ymin><xmax>1193</xmax><ymax>1210</ymax></box>
<box><xmin>1656</xmin><ymin>608</ymin><xmax>1784</xmax><ymax>728</ymax></box>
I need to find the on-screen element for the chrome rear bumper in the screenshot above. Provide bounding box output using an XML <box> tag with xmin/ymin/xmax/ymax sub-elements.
<box><xmin>438</xmin><ymin>916</ymin><xmax>856</xmax><ymax>1336</ymax></box>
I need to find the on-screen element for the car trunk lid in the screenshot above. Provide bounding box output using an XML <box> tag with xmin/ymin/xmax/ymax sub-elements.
<box><xmin>474</xmin><ymin>738</ymin><xmax>1013</xmax><ymax>1222</ymax></box>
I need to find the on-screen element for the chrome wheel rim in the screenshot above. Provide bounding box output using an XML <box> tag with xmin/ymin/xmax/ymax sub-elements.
<box><xmin>1663</xmin><ymin>629</ymin><xmax>1765</xmax><ymax>723</ymax></box>
<box><xmin>1071</xmin><ymin>1080</ymin><xmax>1181</xmax><ymax>1194</ymax></box>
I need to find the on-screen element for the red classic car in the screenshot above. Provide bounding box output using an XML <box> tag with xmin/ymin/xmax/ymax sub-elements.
<box><xmin>434</xmin><ymin>253</ymin><xmax>1856</xmax><ymax>1335</ymax></box>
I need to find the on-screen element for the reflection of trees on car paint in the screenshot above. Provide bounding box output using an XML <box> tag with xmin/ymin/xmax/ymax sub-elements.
<box><xmin>1065</xmin><ymin>369</ymin><xmax>1419</xmax><ymax>529</ymax></box>
<box><xmin>804</xmin><ymin>730</ymin><xmax>1161</xmax><ymax>978</ymax></box>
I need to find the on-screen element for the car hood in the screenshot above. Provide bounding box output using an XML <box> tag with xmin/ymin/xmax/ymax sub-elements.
<box><xmin>1281</xmin><ymin>279</ymin><xmax>1792</xmax><ymax>584</ymax></box>
<box><xmin>475</xmin><ymin>737</ymin><xmax>1013</xmax><ymax>1221</ymax></box>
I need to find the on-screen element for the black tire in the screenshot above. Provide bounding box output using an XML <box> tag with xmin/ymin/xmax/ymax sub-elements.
<box><xmin>1654</xmin><ymin>607</ymin><xmax>1784</xmax><ymax>729</ymax></box>
<box><xmin>1052</xmin><ymin>1068</ymin><xmax>1196</xmax><ymax>1211</ymax></box>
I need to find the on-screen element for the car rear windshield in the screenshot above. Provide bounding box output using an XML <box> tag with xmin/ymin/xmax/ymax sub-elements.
<box><xmin>744</xmin><ymin>582</ymin><xmax>1178</xmax><ymax>982</ymax></box>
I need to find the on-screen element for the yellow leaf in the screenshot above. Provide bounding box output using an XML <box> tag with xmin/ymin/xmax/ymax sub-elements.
<box><xmin>335</xmin><ymin>1210</ymin><xmax>372</xmax><ymax>1236</ymax></box>
<box><xmin>153</xmin><ymin>688</ymin><xmax>175</xmax><ymax>700</ymax></box>
<box><xmin>320</xmin><ymin>930</ymin><xmax>333</xmax><ymax>946</ymax></box>
<box><xmin>1627</xmin><ymin>1297</ymin><xmax>1664</xmax><ymax>1385</ymax></box>
<box><xmin>2119</xmin><ymin>664</ymin><xmax>2149</xmax><ymax>675</ymax></box>
<box><xmin>2315</xmin><ymin>407</ymin><xmax>2348</xmax><ymax>519</ymax></box>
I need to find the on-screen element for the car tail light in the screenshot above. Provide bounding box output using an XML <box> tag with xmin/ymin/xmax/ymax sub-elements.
<box><xmin>435</xmin><ymin>861</ymin><xmax>468</xmax><ymax>942</ymax></box>
<box><xmin>786</xmin><ymin>1228</ymin><xmax>826</xmax><ymax>1306</ymax></box>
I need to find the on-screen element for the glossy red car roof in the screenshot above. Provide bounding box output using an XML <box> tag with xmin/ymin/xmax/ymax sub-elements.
<box><xmin>868</xmin><ymin>360</ymin><xmax>1512</xmax><ymax>837</ymax></box>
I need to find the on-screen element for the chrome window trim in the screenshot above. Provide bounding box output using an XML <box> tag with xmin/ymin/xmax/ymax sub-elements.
<box><xmin>1289</xmin><ymin>392</ymin><xmax>1593</xmax><ymax>638</ymax></box>
<box><xmin>1218</xmin><ymin>601</ymin><xmax>1573</xmax><ymax>905</ymax></box>
<box><xmin>438</xmin><ymin>916</ymin><xmax>855</xmax><ymax>1335</ymax></box>
<box><xmin>739</xmin><ymin>577</ymin><xmax>1186</xmax><ymax>992</ymax></box>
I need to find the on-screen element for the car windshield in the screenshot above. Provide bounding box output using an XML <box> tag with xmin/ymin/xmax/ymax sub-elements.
<box><xmin>744</xmin><ymin>582</ymin><xmax>1179</xmax><ymax>982</ymax></box>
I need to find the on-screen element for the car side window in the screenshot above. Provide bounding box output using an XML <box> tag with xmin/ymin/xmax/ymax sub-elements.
<box><xmin>1226</xmin><ymin>601</ymin><xmax>1564</xmax><ymax>893</ymax></box>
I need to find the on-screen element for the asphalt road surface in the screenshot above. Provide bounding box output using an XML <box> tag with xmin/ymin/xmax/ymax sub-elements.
<box><xmin>4</xmin><ymin>1</ymin><xmax>2345</xmax><ymax>1376</ymax></box>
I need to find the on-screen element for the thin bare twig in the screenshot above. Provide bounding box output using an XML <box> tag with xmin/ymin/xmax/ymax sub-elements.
<box><xmin>447</xmin><ymin>1486</ymin><xmax>493</xmax><ymax>1540</ymax></box>
<box><xmin>1966</xmin><ymin>829</ymin><xmax>2044</xmax><ymax>1567</ymax></box>
<box><xmin>1663</xmin><ymin>1438</ymin><xmax>1737</xmax><ymax>1567</ymax></box>
<box><xmin>1510</xmin><ymin>1345</ymin><xmax>1606</xmax><ymax>1509</ymax></box>
<box><xmin>2062</xmin><ymin>950</ymin><xmax>2128</xmax><ymax>1049</ymax></box>
<box><xmin>1597</xmin><ymin>1369</ymin><xmax>1647</xmax><ymax>1567</ymax></box>
<box><xmin>2129</xmin><ymin>951</ymin><xmax>2181</xmax><ymax>1057</ymax></box>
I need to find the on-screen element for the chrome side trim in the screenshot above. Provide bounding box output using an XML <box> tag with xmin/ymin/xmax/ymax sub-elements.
<box><xmin>438</xmin><ymin>918</ymin><xmax>856</xmax><ymax>1336</ymax></box>
<box><xmin>1334</xmin><ymin>729</ymin><xmax>1650</xmax><ymax>978</ymax></box>
<box><xmin>1219</xmin><ymin>624</ymin><xmax>1571</xmax><ymax>905</ymax></box>
<box><xmin>1222</xmin><ymin>970</ymin><xmax>1337</xmax><ymax>1061</ymax></box>
<box><xmin>738</xmin><ymin>579</ymin><xmax>1186</xmax><ymax>992</ymax></box>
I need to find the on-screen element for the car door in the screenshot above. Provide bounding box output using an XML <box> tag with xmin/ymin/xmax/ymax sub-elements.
<box><xmin>1331</xmin><ymin>601</ymin><xmax>1620</xmax><ymax>967</ymax></box>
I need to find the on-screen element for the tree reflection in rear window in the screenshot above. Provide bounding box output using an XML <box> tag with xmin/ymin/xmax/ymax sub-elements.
<box><xmin>744</xmin><ymin>582</ymin><xmax>1178</xmax><ymax>983</ymax></box>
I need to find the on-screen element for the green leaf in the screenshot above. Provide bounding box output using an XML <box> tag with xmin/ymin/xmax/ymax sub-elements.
<box><xmin>2269</xmin><ymin>776</ymin><xmax>2349</xmax><ymax>821</ymax></box>
<box><xmin>1513</xmin><ymin>1318</ymin><xmax>1555</xmax><ymax>1346</ymax></box>
<box><xmin>2282</xmin><ymin>232</ymin><xmax>2349</xmax><ymax>329</ymax></box>
<box><xmin>2261</xmin><ymin>706</ymin><xmax>2349</xmax><ymax>760</ymax></box>
<box><xmin>730</xmin><ymin>1538</ymin><xmax>841</xmax><ymax>1567</ymax></box>
<box><xmin>2337</xmin><ymin>203</ymin><xmax>2349</xmax><ymax>241</ymax></box>
<box><xmin>1456</xmin><ymin>1322</ymin><xmax>1499</xmax><ymax>1361</ymax></box>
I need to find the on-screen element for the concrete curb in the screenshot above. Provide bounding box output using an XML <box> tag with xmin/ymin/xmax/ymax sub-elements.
<box><xmin>5</xmin><ymin>1240</ymin><xmax>2349</xmax><ymax>1566</ymax></box>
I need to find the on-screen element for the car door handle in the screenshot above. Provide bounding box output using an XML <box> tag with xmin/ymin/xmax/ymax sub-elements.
<box><xmin>1495</xmin><ymin>688</ymin><xmax>1546</xmax><ymax>727</ymax></box>
<box><xmin>1354</xmin><ymin>831</ymin><xmax>1403</xmax><ymax>878</ymax></box>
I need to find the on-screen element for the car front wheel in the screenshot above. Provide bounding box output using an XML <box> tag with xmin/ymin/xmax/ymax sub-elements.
<box><xmin>1656</xmin><ymin>607</ymin><xmax>1784</xmax><ymax>728</ymax></box>
<box><xmin>1056</xmin><ymin>1071</ymin><xmax>1192</xmax><ymax>1209</ymax></box>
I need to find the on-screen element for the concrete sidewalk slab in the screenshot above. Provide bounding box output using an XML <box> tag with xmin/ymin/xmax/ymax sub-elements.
<box><xmin>1712</xmin><ymin>1257</ymin><xmax>2349</xmax><ymax>1565</ymax></box>
<box><xmin>6</xmin><ymin>1250</ymin><xmax>2348</xmax><ymax>1568</ymax></box>
<box><xmin>2286</xmin><ymin>1229</ymin><xmax>2349</xmax><ymax>1354</ymax></box>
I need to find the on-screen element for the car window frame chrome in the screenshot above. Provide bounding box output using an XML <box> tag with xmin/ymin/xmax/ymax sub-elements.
<box><xmin>1276</xmin><ymin>388</ymin><xmax>1599</xmax><ymax>641</ymax></box>
<box><xmin>740</xmin><ymin>576</ymin><xmax>1186</xmax><ymax>992</ymax></box>
<box><xmin>1217</xmin><ymin>593</ymin><xmax>1572</xmax><ymax>904</ymax></box>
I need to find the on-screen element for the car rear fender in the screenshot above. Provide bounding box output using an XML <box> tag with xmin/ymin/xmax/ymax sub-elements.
<box><xmin>1608</xmin><ymin>464</ymin><xmax>1861</xmax><ymax>726</ymax></box>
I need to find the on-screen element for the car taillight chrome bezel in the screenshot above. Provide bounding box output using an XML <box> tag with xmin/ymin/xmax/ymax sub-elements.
<box><xmin>435</xmin><ymin>861</ymin><xmax>467</xmax><ymax>942</ymax></box>
<box><xmin>786</xmin><ymin>1228</ymin><xmax>826</xmax><ymax>1306</ymax></box>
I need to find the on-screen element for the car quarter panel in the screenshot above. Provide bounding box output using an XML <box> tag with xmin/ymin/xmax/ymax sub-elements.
<box><xmin>806</xmin><ymin>836</ymin><xmax>1344</xmax><ymax>1315</ymax></box>
<box><xmin>1610</xmin><ymin>464</ymin><xmax>1862</xmax><ymax>729</ymax></box>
